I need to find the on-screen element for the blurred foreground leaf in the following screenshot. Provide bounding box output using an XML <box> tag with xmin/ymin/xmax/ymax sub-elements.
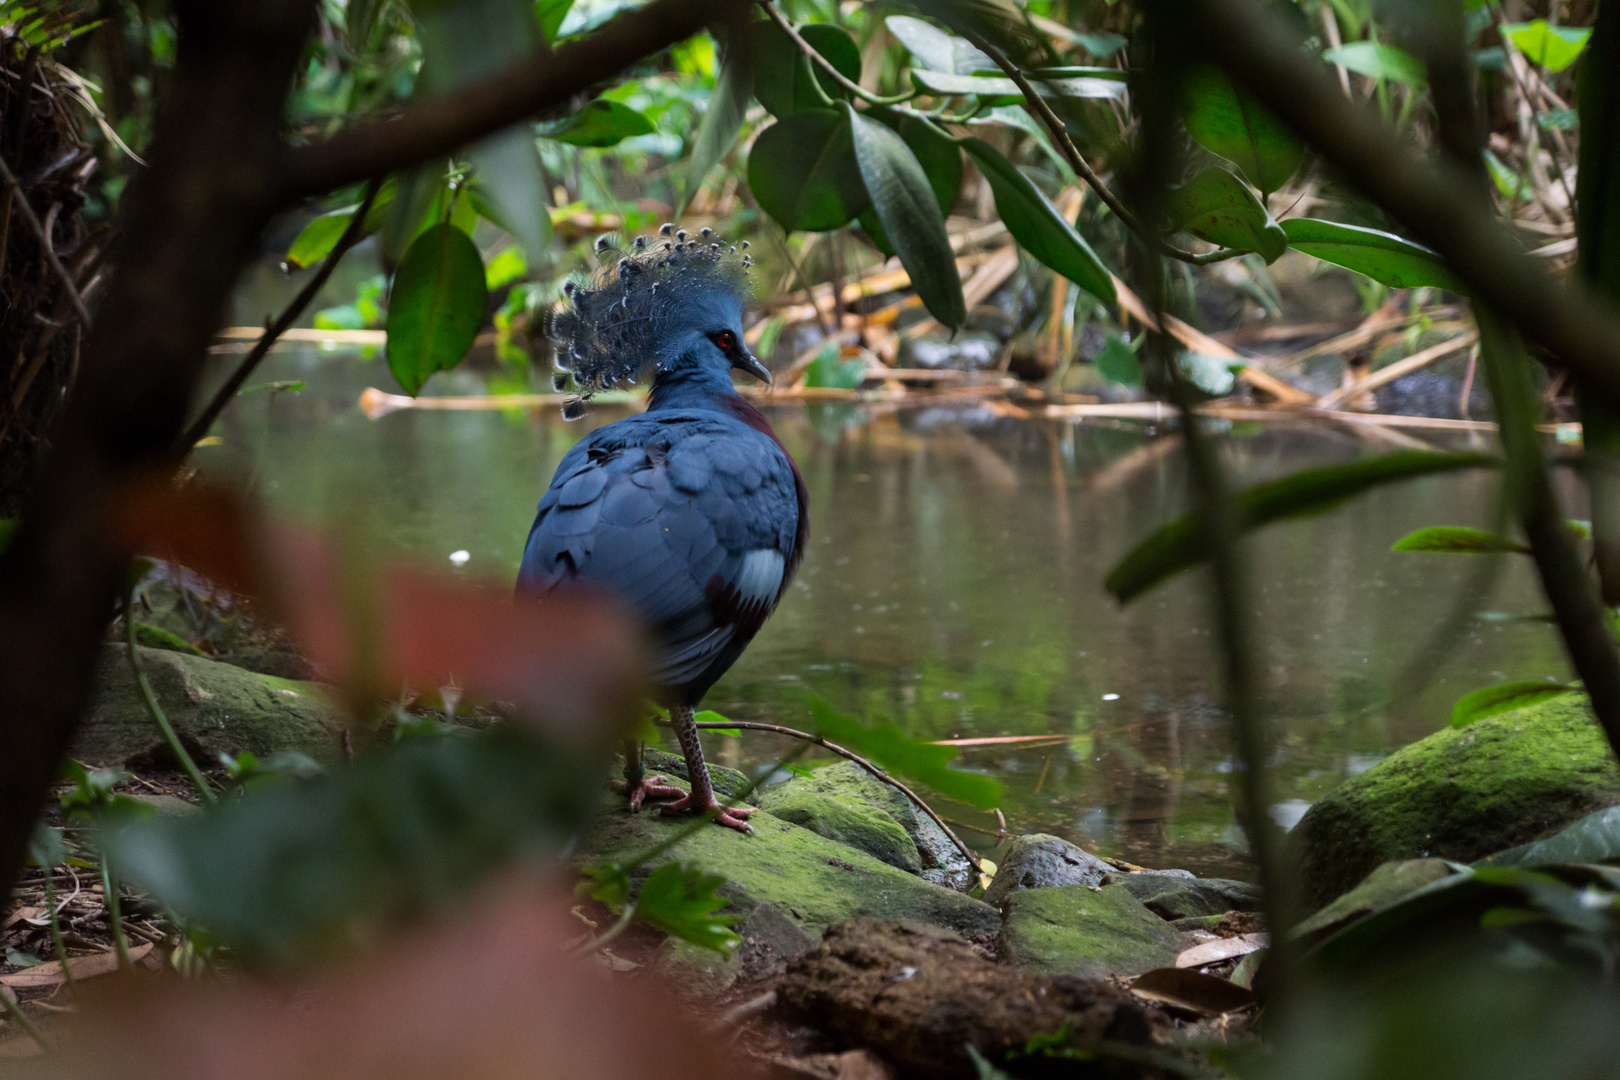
<box><xmin>632</xmin><ymin>862</ymin><xmax>739</xmax><ymax>954</ymax></box>
<box><xmin>1391</xmin><ymin>526</ymin><xmax>1529</xmax><ymax>554</ymax></box>
<box><xmin>810</xmin><ymin>698</ymin><xmax>1002</xmax><ymax>808</ymax></box>
<box><xmin>1450</xmin><ymin>682</ymin><xmax>1583</xmax><ymax>728</ymax></box>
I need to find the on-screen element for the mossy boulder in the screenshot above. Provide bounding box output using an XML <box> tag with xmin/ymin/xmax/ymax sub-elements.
<box><xmin>639</xmin><ymin>748</ymin><xmax>758</xmax><ymax>806</ymax></box>
<box><xmin>999</xmin><ymin>883</ymin><xmax>1191</xmax><ymax>979</ymax></box>
<box><xmin>756</xmin><ymin>787</ymin><xmax>922</xmax><ymax>873</ymax></box>
<box><xmin>1102</xmin><ymin>872</ymin><xmax>1262</xmax><ymax>920</ymax></box>
<box><xmin>74</xmin><ymin>644</ymin><xmax>344</xmax><ymax>767</ymax></box>
<box><xmin>982</xmin><ymin>834</ymin><xmax>1114</xmax><ymax>908</ymax></box>
<box><xmin>575</xmin><ymin>785</ymin><xmax>1000</xmax><ymax>941</ymax></box>
<box><xmin>759</xmin><ymin>761</ymin><xmax>974</xmax><ymax>891</ymax></box>
<box><xmin>1291</xmin><ymin>696</ymin><xmax>1620</xmax><ymax>909</ymax></box>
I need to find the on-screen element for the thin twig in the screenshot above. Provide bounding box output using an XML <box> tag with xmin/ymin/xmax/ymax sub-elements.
<box><xmin>0</xmin><ymin>147</ymin><xmax>90</xmax><ymax>325</ymax></box>
<box><xmin>179</xmin><ymin>177</ymin><xmax>382</xmax><ymax>451</ymax></box>
<box><xmin>123</xmin><ymin>582</ymin><xmax>215</xmax><ymax>806</ymax></box>
<box><xmin>678</xmin><ymin>717</ymin><xmax>984</xmax><ymax>872</ymax></box>
<box><xmin>966</xmin><ymin>33</ymin><xmax>1246</xmax><ymax>268</ymax></box>
<box><xmin>761</xmin><ymin>3</ymin><xmax>915</xmax><ymax>106</ymax></box>
<box><xmin>99</xmin><ymin>857</ymin><xmax>132</xmax><ymax>974</ymax></box>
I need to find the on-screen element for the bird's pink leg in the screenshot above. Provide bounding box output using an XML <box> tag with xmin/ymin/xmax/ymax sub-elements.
<box><xmin>658</xmin><ymin>705</ymin><xmax>756</xmax><ymax>834</ymax></box>
<box><xmin>612</xmin><ymin>738</ymin><xmax>684</xmax><ymax>812</ymax></box>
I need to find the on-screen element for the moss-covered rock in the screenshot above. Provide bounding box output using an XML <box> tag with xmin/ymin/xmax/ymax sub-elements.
<box><xmin>759</xmin><ymin>761</ymin><xmax>974</xmax><ymax>891</ymax></box>
<box><xmin>638</xmin><ymin>748</ymin><xmax>758</xmax><ymax>806</ymax></box>
<box><xmin>576</xmin><ymin>785</ymin><xmax>1000</xmax><ymax>941</ymax></box>
<box><xmin>74</xmin><ymin>644</ymin><xmax>344</xmax><ymax>767</ymax></box>
<box><xmin>982</xmin><ymin>834</ymin><xmax>1114</xmax><ymax>908</ymax></box>
<box><xmin>757</xmin><ymin>787</ymin><xmax>922</xmax><ymax>873</ymax></box>
<box><xmin>1102</xmin><ymin>873</ymin><xmax>1262</xmax><ymax>920</ymax></box>
<box><xmin>998</xmin><ymin>883</ymin><xmax>1191</xmax><ymax>979</ymax></box>
<box><xmin>1290</xmin><ymin>696</ymin><xmax>1620</xmax><ymax>909</ymax></box>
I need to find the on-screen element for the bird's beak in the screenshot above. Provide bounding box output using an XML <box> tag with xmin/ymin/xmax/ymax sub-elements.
<box><xmin>735</xmin><ymin>350</ymin><xmax>772</xmax><ymax>385</ymax></box>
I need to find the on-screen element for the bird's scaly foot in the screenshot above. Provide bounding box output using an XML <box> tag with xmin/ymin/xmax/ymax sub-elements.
<box><xmin>659</xmin><ymin>792</ymin><xmax>756</xmax><ymax>834</ymax></box>
<box><xmin>611</xmin><ymin>775</ymin><xmax>685</xmax><ymax>813</ymax></box>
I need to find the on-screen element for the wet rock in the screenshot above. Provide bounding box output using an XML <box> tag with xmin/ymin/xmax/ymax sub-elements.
<box><xmin>1291</xmin><ymin>695</ymin><xmax>1620</xmax><ymax>909</ymax></box>
<box><xmin>574</xmin><ymin>786</ymin><xmax>999</xmax><ymax>942</ymax></box>
<box><xmin>758</xmin><ymin>761</ymin><xmax>973</xmax><ymax>891</ymax></box>
<box><xmin>781</xmin><ymin>918</ymin><xmax>1159</xmax><ymax>1080</ymax></box>
<box><xmin>757</xmin><ymin>787</ymin><xmax>921</xmax><ymax>873</ymax></box>
<box><xmin>654</xmin><ymin>901</ymin><xmax>821</xmax><ymax>999</ymax></box>
<box><xmin>639</xmin><ymin>748</ymin><xmax>758</xmax><ymax>806</ymax></box>
<box><xmin>1102</xmin><ymin>872</ymin><xmax>1262</xmax><ymax>920</ymax></box>
<box><xmin>124</xmin><ymin>793</ymin><xmax>202</xmax><ymax>818</ymax></box>
<box><xmin>73</xmin><ymin>645</ymin><xmax>344</xmax><ymax>768</ymax></box>
<box><xmin>998</xmin><ymin>883</ymin><xmax>1192</xmax><ymax>979</ymax></box>
<box><xmin>903</xmin><ymin>333</ymin><xmax>1001</xmax><ymax>371</ymax></box>
<box><xmin>1293</xmin><ymin>858</ymin><xmax>1461</xmax><ymax>944</ymax></box>
<box><xmin>981</xmin><ymin>834</ymin><xmax>1114</xmax><ymax>908</ymax></box>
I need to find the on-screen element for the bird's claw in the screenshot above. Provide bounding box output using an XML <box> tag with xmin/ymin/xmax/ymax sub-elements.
<box><xmin>611</xmin><ymin>775</ymin><xmax>685</xmax><ymax>813</ymax></box>
<box><xmin>660</xmin><ymin>792</ymin><xmax>756</xmax><ymax>834</ymax></box>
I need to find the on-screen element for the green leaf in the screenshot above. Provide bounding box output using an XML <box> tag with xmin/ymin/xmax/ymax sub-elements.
<box><xmin>1077</xmin><ymin>31</ymin><xmax>1128</xmax><ymax>59</ymax></box>
<box><xmin>1163</xmin><ymin>167</ymin><xmax>1287</xmax><ymax>262</ymax></box>
<box><xmin>858</xmin><ymin>207</ymin><xmax>896</xmax><ymax>258</ymax></box>
<box><xmin>1505</xmin><ymin>20</ymin><xmax>1592</xmax><ymax>73</ymax></box>
<box><xmin>1484</xmin><ymin>805</ymin><xmax>1620</xmax><ymax>867</ymax></box>
<box><xmin>287</xmin><ymin>210</ymin><xmax>357</xmax><ymax>269</ymax></box>
<box><xmin>909</xmin><ymin>69</ymin><xmax>1127</xmax><ymax>102</ymax></box>
<box><xmin>1105</xmin><ymin>452</ymin><xmax>1492</xmax><ymax>603</ymax></box>
<box><xmin>846</xmin><ymin>103</ymin><xmax>965</xmax><ymax>330</ymax></box>
<box><xmin>484</xmin><ymin>245</ymin><xmax>527</xmax><ymax>290</ymax></box>
<box><xmin>803</xmin><ymin>342</ymin><xmax>866</xmax><ymax>389</ymax></box>
<box><xmin>748</xmin><ymin>110</ymin><xmax>870</xmax><ymax>232</ymax></box>
<box><xmin>534</xmin><ymin>0</ymin><xmax>573</xmax><ymax>42</ymax></box>
<box><xmin>1094</xmin><ymin>333</ymin><xmax>1141</xmax><ymax>386</ymax></box>
<box><xmin>347</xmin><ymin>0</ymin><xmax>387</xmax><ymax>51</ymax></box>
<box><xmin>1321</xmin><ymin>41</ymin><xmax>1428</xmax><ymax>86</ymax></box>
<box><xmin>885</xmin><ymin>15</ymin><xmax>990</xmax><ymax>74</ymax></box>
<box><xmin>1182</xmin><ymin>66</ymin><xmax>1305</xmax><ymax>196</ymax></box>
<box><xmin>386</xmin><ymin>224</ymin><xmax>489</xmax><ymax>396</ymax></box>
<box><xmin>745</xmin><ymin>19</ymin><xmax>859</xmax><ymax>118</ymax></box>
<box><xmin>682</xmin><ymin>44</ymin><xmax>752</xmax><ymax>215</ymax></box>
<box><xmin>1391</xmin><ymin>526</ymin><xmax>1529</xmax><ymax>554</ymax></box>
<box><xmin>1178</xmin><ymin>351</ymin><xmax>1237</xmax><ymax>396</ymax></box>
<box><xmin>810</xmin><ymin>698</ymin><xmax>1003</xmax><ymax>809</ymax></box>
<box><xmin>868</xmin><ymin>107</ymin><xmax>962</xmax><ymax>215</ymax></box>
<box><xmin>961</xmin><ymin>138</ymin><xmax>1115</xmax><ymax>305</ymax></box>
<box><xmin>1451</xmin><ymin>682</ymin><xmax>1582</xmax><ymax>728</ymax></box>
<box><xmin>544</xmin><ymin>98</ymin><xmax>656</xmax><ymax>147</ymax></box>
<box><xmin>632</xmin><ymin>861</ymin><xmax>740</xmax><ymax>954</ymax></box>
<box><xmin>1282</xmin><ymin>218</ymin><xmax>1467</xmax><ymax>293</ymax></box>
<box><xmin>113</xmin><ymin>730</ymin><xmax>604</xmax><ymax>964</ymax></box>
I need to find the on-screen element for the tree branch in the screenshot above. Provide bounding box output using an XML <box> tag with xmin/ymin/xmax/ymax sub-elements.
<box><xmin>280</xmin><ymin>0</ymin><xmax>750</xmax><ymax>201</ymax></box>
<box><xmin>1186</xmin><ymin>0</ymin><xmax>1620</xmax><ymax>412</ymax></box>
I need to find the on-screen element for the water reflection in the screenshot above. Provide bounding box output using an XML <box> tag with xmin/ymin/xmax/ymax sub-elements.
<box><xmin>199</xmin><ymin>349</ymin><xmax>1566</xmax><ymax>878</ymax></box>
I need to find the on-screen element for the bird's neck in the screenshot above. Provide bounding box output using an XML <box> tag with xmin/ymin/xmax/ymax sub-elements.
<box><xmin>646</xmin><ymin>364</ymin><xmax>740</xmax><ymax>413</ymax></box>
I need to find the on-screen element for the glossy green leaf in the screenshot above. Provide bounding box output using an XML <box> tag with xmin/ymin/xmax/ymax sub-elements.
<box><xmin>1391</xmin><ymin>526</ymin><xmax>1529</xmax><ymax>554</ymax></box>
<box><xmin>682</xmin><ymin>45</ymin><xmax>752</xmax><ymax>215</ymax></box>
<box><xmin>534</xmin><ymin>0</ymin><xmax>573</xmax><ymax>42</ymax></box>
<box><xmin>747</xmin><ymin>109</ymin><xmax>869</xmax><ymax>232</ymax></box>
<box><xmin>858</xmin><ymin>207</ymin><xmax>896</xmax><ymax>258</ymax></box>
<box><xmin>287</xmin><ymin>209</ymin><xmax>356</xmax><ymax>269</ymax></box>
<box><xmin>810</xmin><ymin>699</ymin><xmax>1003</xmax><ymax>809</ymax></box>
<box><xmin>846</xmin><ymin>103</ymin><xmax>965</xmax><ymax>330</ymax></box>
<box><xmin>112</xmin><ymin>731</ymin><xmax>605</xmax><ymax>963</ymax></box>
<box><xmin>545</xmin><ymin>98</ymin><xmax>656</xmax><ymax>147</ymax></box>
<box><xmin>1505</xmin><ymin>19</ymin><xmax>1592</xmax><ymax>72</ymax></box>
<box><xmin>909</xmin><ymin>68</ymin><xmax>1127</xmax><ymax>102</ymax></box>
<box><xmin>632</xmin><ymin>861</ymin><xmax>740</xmax><ymax>954</ymax></box>
<box><xmin>745</xmin><ymin>19</ymin><xmax>859</xmax><ymax>118</ymax></box>
<box><xmin>1485</xmin><ymin>805</ymin><xmax>1620</xmax><ymax>867</ymax></box>
<box><xmin>1321</xmin><ymin>41</ymin><xmax>1428</xmax><ymax>86</ymax></box>
<box><xmin>962</xmin><ymin>138</ymin><xmax>1115</xmax><ymax>304</ymax></box>
<box><xmin>386</xmin><ymin>224</ymin><xmax>489</xmax><ymax>396</ymax></box>
<box><xmin>1163</xmin><ymin>167</ymin><xmax>1287</xmax><ymax>262</ymax></box>
<box><xmin>885</xmin><ymin>15</ymin><xmax>990</xmax><ymax>74</ymax></box>
<box><xmin>1282</xmin><ymin>218</ymin><xmax>1467</xmax><ymax>293</ymax></box>
<box><xmin>1183</xmin><ymin>66</ymin><xmax>1304</xmax><ymax>196</ymax></box>
<box><xmin>1106</xmin><ymin>452</ymin><xmax>1492</xmax><ymax>603</ymax></box>
<box><xmin>1451</xmin><ymin>682</ymin><xmax>1582</xmax><ymax>728</ymax></box>
<box><xmin>868</xmin><ymin>107</ymin><xmax>962</xmax><ymax>214</ymax></box>
<box><xmin>1094</xmin><ymin>333</ymin><xmax>1141</xmax><ymax>386</ymax></box>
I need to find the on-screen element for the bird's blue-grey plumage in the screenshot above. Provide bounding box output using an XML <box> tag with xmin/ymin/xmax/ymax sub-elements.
<box><xmin>518</xmin><ymin>228</ymin><xmax>804</xmax><ymax>710</ymax></box>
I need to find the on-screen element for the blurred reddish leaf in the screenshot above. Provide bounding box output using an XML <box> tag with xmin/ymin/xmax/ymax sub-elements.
<box><xmin>114</xmin><ymin>478</ymin><xmax>647</xmax><ymax>739</ymax></box>
<box><xmin>41</xmin><ymin>881</ymin><xmax>756</xmax><ymax>1080</ymax></box>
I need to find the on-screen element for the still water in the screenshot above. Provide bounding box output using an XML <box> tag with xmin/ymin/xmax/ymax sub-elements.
<box><xmin>198</xmin><ymin>346</ymin><xmax>1565</xmax><ymax>878</ymax></box>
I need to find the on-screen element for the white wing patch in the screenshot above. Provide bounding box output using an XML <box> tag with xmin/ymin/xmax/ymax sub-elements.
<box><xmin>736</xmin><ymin>549</ymin><xmax>786</xmax><ymax>607</ymax></box>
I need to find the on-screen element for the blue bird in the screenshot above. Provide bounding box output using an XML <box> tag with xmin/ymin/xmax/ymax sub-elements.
<box><xmin>517</xmin><ymin>227</ymin><xmax>806</xmax><ymax>833</ymax></box>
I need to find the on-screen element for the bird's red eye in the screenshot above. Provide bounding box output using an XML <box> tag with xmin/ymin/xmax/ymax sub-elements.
<box><xmin>714</xmin><ymin>331</ymin><xmax>736</xmax><ymax>351</ymax></box>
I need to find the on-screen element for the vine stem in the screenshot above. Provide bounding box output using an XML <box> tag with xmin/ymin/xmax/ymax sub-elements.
<box><xmin>0</xmin><ymin>986</ymin><xmax>50</xmax><ymax>1054</ymax></box>
<box><xmin>965</xmin><ymin>31</ymin><xmax>1246</xmax><ymax>268</ymax></box>
<box><xmin>40</xmin><ymin>870</ymin><xmax>76</xmax><ymax>999</ymax></box>
<box><xmin>669</xmin><ymin>717</ymin><xmax>986</xmax><ymax>873</ymax></box>
<box><xmin>100</xmin><ymin>856</ymin><xmax>133</xmax><ymax>973</ymax></box>
<box><xmin>124</xmin><ymin>582</ymin><xmax>216</xmax><ymax>806</ymax></box>
<box><xmin>760</xmin><ymin>3</ymin><xmax>917</xmax><ymax>107</ymax></box>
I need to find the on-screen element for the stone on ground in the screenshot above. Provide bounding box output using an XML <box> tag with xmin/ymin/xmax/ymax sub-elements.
<box><xmin>575</xmin><ymin>787</ymin><xmax>999</xmax><ymax>941</ymax></box>
<box><xmin>1102</xmin><ymin>872</ymin><xmax>1262</xmax><ymax>920</ymax></box>
<box><xmin>74</xmin><ymin>644</ymin><xmax>344</xmax><ymax>767</ymax></box>
<box><xmin>981</xmin><ymin>833</ymin><xmax>1114</xmax><ymax>908</ymax></box>
<box><xmin>760</xmin><ymin>761</ymin><xmax>975</xmax><ymax>891</ymax></box>
<box><xmin>757</xmin><ymin>786</ymin><xmax>921</xmax><ymax>873</ymax></box>
<box><xmin>639</xmin><ymin>747</ymin><xmax>758</xmax><ymax>805</ymax></box>
<box><xmin>998</xmin><ymin>883</ymin><xmax>1191</xmax><ymax>979</ymax></box>
<box><xmin>1290</xmin><ymin>695</ymin><xmax>1620</xmax><ymax>908</ymax></box>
